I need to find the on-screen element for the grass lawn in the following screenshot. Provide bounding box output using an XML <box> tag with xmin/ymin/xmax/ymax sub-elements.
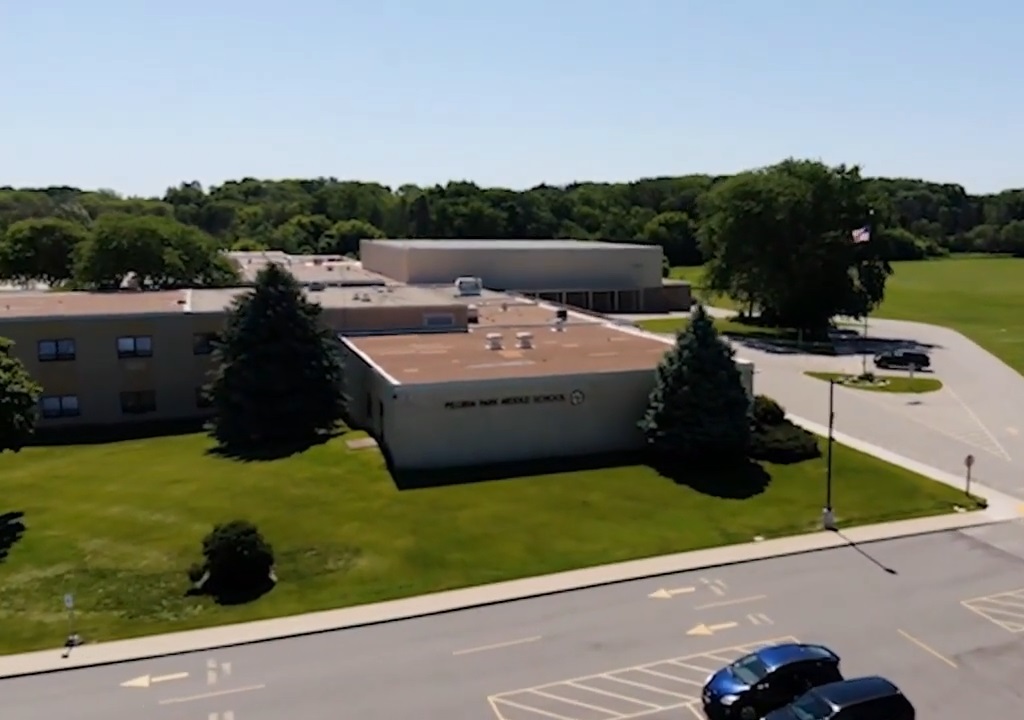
<box><xmin>670</xmin><ymin>256</ymin><xmax>1024</xmax><ymax>375</ymax></box>
<box><xmin>669</xmin><ymin>266</ymin><xmax>743</xmax><ymax>311</ymax></box>
<box><xmin>805</xmin><ymin>371</ymin><xmax>943</xmax><ymax>394</ymax></box>
<box><xmin>0</xmin><ymin>431</ymin><xmax>975</xmax><ymax>655</ymax></box>
<box><xmin>871</xmin><ymin>256</ymin><xmax>1024</xmax><ymax>375</ymax></box>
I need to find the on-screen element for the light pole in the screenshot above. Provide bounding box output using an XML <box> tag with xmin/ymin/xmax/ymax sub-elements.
<box><xmin>822</xmin><ymin>379</ymin><xmax>837</xmax><ymax>530</ymax></box>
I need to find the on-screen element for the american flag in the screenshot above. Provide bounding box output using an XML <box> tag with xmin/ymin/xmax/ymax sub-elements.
<box><xmin>851</xmin><ymin>226</ymin><xmax>871</xmax><ymax>243</ymax></box>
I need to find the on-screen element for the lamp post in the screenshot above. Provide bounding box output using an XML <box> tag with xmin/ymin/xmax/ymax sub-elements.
<box><xmin>822</xmin><ymin>379</ymin><xmax>837</xmax><ymax>530</ymax></box>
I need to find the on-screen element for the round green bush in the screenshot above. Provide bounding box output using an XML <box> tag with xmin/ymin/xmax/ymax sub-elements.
<box><xmin>749</xmin><ymin>421</ymin><xmax>821</xmax><ymax>464</ymax></box>
<box><xmin>200</xmin><ymin>520</ymin><xmax>275</xmax><ymax>599</ymax></box>
<box><xmin>752</xmin><ymin>395</ymin><xmax>786</xmax><ymax>426</ymax></box>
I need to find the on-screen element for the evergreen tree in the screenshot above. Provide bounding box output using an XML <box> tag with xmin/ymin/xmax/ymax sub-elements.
<box><xmin>638</xmin><ymin>305</ymin><xmax>750</xmax><ymax>462</ymax></box>
<box><xmin>0</xmin><ymin>337</ymin><xmax>42</xmax><ymax>453</ymax></box>
<box><xmin>206</xmin><ymin>263</ymin><xmax>345</xmax><ymax>450</ymax></box>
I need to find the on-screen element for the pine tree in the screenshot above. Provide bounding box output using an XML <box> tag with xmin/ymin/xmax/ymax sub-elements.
<box><xmin>638</xmin><ymin>304</ymin><xmax>750</xmax><ymax>462</ymax></box>
<box><xmin>206</xmin><ymin>263</ymin><xmax>345</xmax><ymax>451</ymax></box>
<box><xmin>0</xmin><ymin>337</ymin><xmax>42</xmax><ymax>453</ymax></box>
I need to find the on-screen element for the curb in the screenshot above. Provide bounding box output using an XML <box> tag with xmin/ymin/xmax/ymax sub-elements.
<box><xmin>0</xmin><ymin>512</ymin><xmax>1002</xmax><ymax>680</ymax></box>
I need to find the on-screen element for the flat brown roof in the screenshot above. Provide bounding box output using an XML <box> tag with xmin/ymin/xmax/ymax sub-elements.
<box><xmin>348</xmin><ymin>321</ymin><xmax>671</xmax><ymax>384</ymax></box>
<box><xmin>0</xmin><ymin>290</ymin><xmax>188</xmax><ymax>319</ymax></box>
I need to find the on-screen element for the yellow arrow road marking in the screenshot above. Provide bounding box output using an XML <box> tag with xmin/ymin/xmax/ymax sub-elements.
<box><xmin>649</xmin><ymin>586</ymin><xmax>696</xmax><ymax>599</ymax></box>
<box><xmin>687</xmin><ymin>621</ymin><xmax>738</xmax><ymax>636</ymax></box>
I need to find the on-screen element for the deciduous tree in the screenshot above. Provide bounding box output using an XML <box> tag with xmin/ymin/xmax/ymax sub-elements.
<box><xmin>73</xmin><ymin>213</ymin><xmax>236</xmax><ymax>289</ymax></box>
<box><xmin>699</xmin><ymin>160</ymin><xmax>891</xmax><ymax>329</ymax></box>
<box><xmin>205</xmin><ymin>263</ymin><xmax>345</xmax><ymax>451</ymax></box>
<box><xmin>0</xmin><ymin>218</ymin><xmax>89</xmax><ymax>285</ymax></box>
<box><xmin>638</xmin><ymin>305</ymin><xmax>750</xmax><ymax>463</ymax></box>
<box><xmin>0</xmin><ymin>338</ymin><xmax>42</xmax><ymax>453</ymax></box>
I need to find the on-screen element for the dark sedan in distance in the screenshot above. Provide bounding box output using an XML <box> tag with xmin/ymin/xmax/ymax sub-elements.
<box><xmin>701</xmin><ymin>643</ymin><xmax>843</xmax><ymax>720</ymax></box>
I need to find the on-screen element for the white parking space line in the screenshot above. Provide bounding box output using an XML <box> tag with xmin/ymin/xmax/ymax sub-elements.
<box><xmin>487</xmin><ymin>636</ymin><xmax>800</xmax><ymax>720</ymax></box>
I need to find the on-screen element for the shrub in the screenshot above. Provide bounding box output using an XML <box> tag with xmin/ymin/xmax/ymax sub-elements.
<box><xmin>197</xmin><ymin>520</ymin><xmax>275</xmax><ymax>602</ymax></box>
<box><xmin>749</xmin><ymin>421</ymin><xmax>822</xmax><ymax>464</ymax></box>
<box><xmin>751</xmin><ymin>395</ymin><xmax>786</xmax><ymax>426</ymax></box>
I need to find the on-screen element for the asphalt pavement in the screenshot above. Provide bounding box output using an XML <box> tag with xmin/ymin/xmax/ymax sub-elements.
<box><xmin>8</xmin><ymin>522</ymin><xmax>1024</xmax><ymax>719</ymax></box>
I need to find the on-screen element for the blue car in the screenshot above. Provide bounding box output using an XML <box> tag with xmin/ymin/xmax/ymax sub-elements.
<box><xmin>701</xmin><ymin>643</ymin><xmax>843</xmax><ymax>720</ymax></box>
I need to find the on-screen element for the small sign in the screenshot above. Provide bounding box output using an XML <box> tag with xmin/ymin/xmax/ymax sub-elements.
<box><xmin>965</xmin><ymin>454</ymin><xmax>975</xmax><ymax>469</ymax></box>
<box><xmin>63</xmin><ymin>593</ymin><xmax>74</xmax><ymax>610</ymax></box>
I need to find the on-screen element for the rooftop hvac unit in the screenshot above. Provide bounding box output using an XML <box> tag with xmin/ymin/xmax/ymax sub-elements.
<box><xmin>556</xmin><ymin>308</ymin><xmax>568</xmax><ymax>321</ymax></box>
<box><xmin>467</xmin><ymin>304</ymin><xmax>479</xmax><ymax>323</ymax></box>
<box><xmin>552</xmin><ymin>318</ymin><xmax>566</xmax><ymax>332</ymax></box>
<box><xmin>485</xmin><ymin>333</ymin><xmax>503</xmax><ymax>350</ymax></box>
<box><xmin>515</xmin><ymin>332</ymin><xmax>534</xmax><ymax>349</ymax></box>
<box><xmin>455</xmin><ymin>276</ymin><xmax>483</xmax><ymax>296</ymax></box>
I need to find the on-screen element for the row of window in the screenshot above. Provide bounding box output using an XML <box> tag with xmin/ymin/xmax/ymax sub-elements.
<box><xmin>37</xmin><ymin>333</ymin><xmax>219</xmax><ymax>362</ymax></box>
<box><xmin>39</xmin><ymin>388</ymin><xmax>212</xmax><ymax>419</ymax></box>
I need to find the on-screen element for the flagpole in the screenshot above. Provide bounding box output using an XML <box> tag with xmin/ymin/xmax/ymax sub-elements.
<box><xmin>860</xmin><ymin>208</ymin><xmax>875</xmax><ymax>377</ymax></box>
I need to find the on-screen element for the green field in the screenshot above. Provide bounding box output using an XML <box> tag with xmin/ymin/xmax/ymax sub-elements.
<box><xmin>671</xmin><ymin>256</ymin><xmax>1024</xmax><ymax>374</ymax></box>
<box><xmin>805</xmin><ymin>372</ymin><xmax>943</xmax><ymax>394</ymax></box>
<box><xmin>0</xmin><ymin>431</ymin><xmax>974</xmax><ymax>654</ymax></box>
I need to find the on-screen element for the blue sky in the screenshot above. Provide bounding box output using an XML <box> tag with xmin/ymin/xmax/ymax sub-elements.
<box><xmin>2</xmin><ymin>1</ymin><xmax>1021</xmax><ymax>196</ymax></box>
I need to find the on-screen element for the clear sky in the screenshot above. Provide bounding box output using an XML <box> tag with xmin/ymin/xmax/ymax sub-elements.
<box><xmin>2</xmin><ymin>1</ymin><xmax>1021</xmax><ymax>197</ymax></box>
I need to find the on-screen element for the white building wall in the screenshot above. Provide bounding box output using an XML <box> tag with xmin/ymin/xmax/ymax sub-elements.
<box><xmin>380</xmin><ymin>370</ymin><xmax>657</xmax><ymax>470</ymax></box>
<box><xmin>400</xmin><ymin>246</ymin><xmax>663</xmax><ymax>290</ymax></box>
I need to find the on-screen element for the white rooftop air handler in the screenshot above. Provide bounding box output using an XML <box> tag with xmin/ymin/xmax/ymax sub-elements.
<box><xmin>485</xmin><ymin>333</ymin><xmax>503</xmax><ymax>350</ymax></box>
<box><xmin>515</xmin><ymin>332</ymin><xmax>534</xmax><ymax>349</ymax></box>
<box><xmin>455</xmin><ymin>276</ymin><xmax>483</xmax><ymax>296</ymax></box>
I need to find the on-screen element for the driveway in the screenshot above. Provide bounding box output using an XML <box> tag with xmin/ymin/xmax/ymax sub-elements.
<box><xmin>614</xmin><ymin>311</ymin><xmax>1024</xmax><ymax>499</ymax></box>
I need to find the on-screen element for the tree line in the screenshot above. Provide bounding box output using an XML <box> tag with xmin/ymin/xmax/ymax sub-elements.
<box><xmin>2</xmin><ymin>163</ymin><xmax>1023</xmax><ymax>287</ymax></box>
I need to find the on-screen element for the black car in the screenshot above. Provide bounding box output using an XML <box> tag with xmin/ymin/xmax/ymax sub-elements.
<box><xmin>701</xmin><ymin>643</ymin><xmax>843</xmax><ymax>720</ymax></box>
<box><xmin>765</xmin><ymin>676</ymin><xmax>915</xmax><ymax>720</ymax></box>
<box><xmin>873</xmin><ymin>348</ymin><xmax>930</xmax><ymax>370</ymax></box>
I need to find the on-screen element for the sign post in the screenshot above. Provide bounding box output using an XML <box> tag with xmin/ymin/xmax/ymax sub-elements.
<box><xmin>964</xmin><ymin>454</ymin><xmax>975</xmax><ymax>496</ymax></box>
<box><xmin>64</xmin><ymin>593</ymin><xmax>75</xmax><ymax>634</ymax></box>
<box><xmin>62</xmin><ymin>593</ymin><xmax>81</xmax><ymax>655</ymax></box>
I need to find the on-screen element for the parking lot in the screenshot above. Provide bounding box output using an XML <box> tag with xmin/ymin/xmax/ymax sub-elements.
<box><xmin>489</xmin><ymin>637</ymin><xmax>798</xmax><ymax>720</ymax></box>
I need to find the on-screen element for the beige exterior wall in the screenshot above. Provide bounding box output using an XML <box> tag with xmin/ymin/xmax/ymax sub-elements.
<box><xmin>359</xmin><ymin>242</ymin><xmax>408</xmax><ymax>282</ymax></box>
<box><xmin>369</xmin><ymin>370</ymin><xmax>658</xmax><ymax>470</ymax></box>
<box><xmin>361</xmin><ymin>242</ymin><xmax>663</xmax><ymax>291</ymax></box>
<box><xmin>346</xmin><ymin>338</ymin><xmax>757</xmax><ymax>471</ymax></box>
<box><xmin>321</xmin><ymin>303</ymin><xmax>467</xmax><ymax>334</ymax></box>
<box><xmin>2</xmin><ymin>298</ymin><xmax>471</xmax><ymax>432</ymax></box>
<box><xmin>2</xmin><ymin>313</ymin><xmax>219</xmax><ymax>428</ymax></box>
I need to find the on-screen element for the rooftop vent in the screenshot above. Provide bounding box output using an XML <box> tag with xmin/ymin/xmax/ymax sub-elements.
<box><xmin>485</xmin><ymin>332</ymin><xmax>503</xmax><ymax>351</ymax></box>
<box><xmin>552</xmin><ymin>318</ymin><xmax>566</xmax><ymax>332</ymax></box>
<box><xmin>501</xmin><ymin>302</ymin><xmax>508</xmax><ymax>312</ymax></box>
<box><xmin>556</xmin><ymin>308</ymin><xmax>568</xmax><ymax>321</ymax></box>
<box><xmin>467</xmin><ymin>304</ymin><xmax>479</xmax><ymax>323</ymax></box>
<box><xmin>455</xmin><ymin>276</ymin><xmax>483</xmax><ymax>296</ymax></box>
<box><xmin>515</xmin><ymin>331</ymin><xmax>534</xmax><ymax>349</ymax></box>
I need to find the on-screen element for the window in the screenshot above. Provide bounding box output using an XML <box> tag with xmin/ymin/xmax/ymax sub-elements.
<box><xmin>120</xmin><ymin>390</ymin><xmax>157</xmax><ymax>415</ymax></box>
<box><xmin>37</xmin><ymin>338</ymin><xmax>76</xmax><ymax>362</ymax></box>
<box><xmin>195</xmin><ymin>386</ymin><xmax>213</xmax><ymax>409</ymax></box>
<box><xmin>39</xmin><ymin>395</ymin><xmax>80</xmax><ymax>419</ymax></box>
<box><xmin>423</xmin><ymin>313</ymin><xmax>455</xmax><ymax>328</ymax></box>
<box><xmin>193</xmin><ymin>333</ymin><xmax>217</xmax><ymax>355</ymax></box>
<box><xmin>117</xmin><ymin>335</ymin><xmax>153</xmax><ymax>359</ymax></box>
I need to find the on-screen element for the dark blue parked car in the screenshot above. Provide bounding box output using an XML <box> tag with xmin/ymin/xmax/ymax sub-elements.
<box><xmin>764</xmin><ymin>676</ymin><xmax>915</xmax><ymax>720</ymax></box>
<box><xmin>701</xmin><ymin>643</ymin><xmax>843</xmax><ymax>720</ymax></box>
